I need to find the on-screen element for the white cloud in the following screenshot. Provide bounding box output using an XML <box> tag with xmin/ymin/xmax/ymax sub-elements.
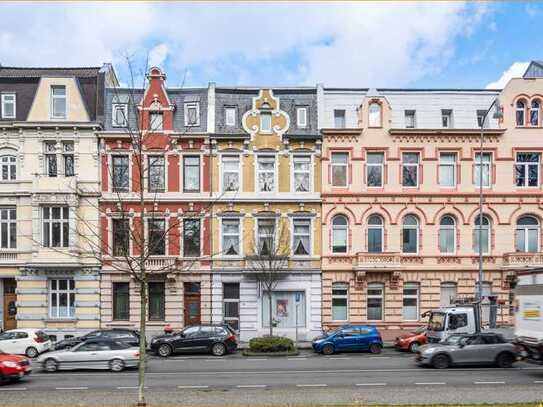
<box><xmin>485</xmin><ymin>62</ymin><xmax>529</xmax><ymax>89</ymax></box>
<box><xmin>148</xmin><ymin>43</ymin><xmax>168</xmax><ymax>68</ymax></box>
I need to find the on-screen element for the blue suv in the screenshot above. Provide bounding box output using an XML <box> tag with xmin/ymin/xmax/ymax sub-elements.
<box><xmin>312</xmin><ymin>325</ymin><xmax>383</xmax><ymax>355</ymax></box>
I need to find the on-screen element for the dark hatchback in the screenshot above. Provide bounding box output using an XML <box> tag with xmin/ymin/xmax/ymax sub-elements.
<box><xmin>150</xmin><ymin>324</ymin><xmax>237</xmax><ymax>357</ymax></box>
<box><xmin>53</xmin><ymin>329</ymin><xmax>141</xmax><ymax>351</ymax></box>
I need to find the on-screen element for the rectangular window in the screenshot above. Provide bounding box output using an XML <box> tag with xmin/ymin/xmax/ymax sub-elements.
<box><xmin>402</xmin><ymin>283</ymin><xmax>419</xmax><ymax>321</ymax></box>
<box><xmin>112</xmin><ymin>218</ymin><xmax>129</xmax><ymax>257</ymax></box>
<box><xmin>63</xmin><ymin>141</ymin><xmax>74</xmax><ymax>177</ymax></box>
<box><xmin>332</xmin><ymin>283</ymin><xmax>348</xmax><ymax>321</ymax></box>
<box><xmin>405</xmin><ymin>110</ymin><xmax>416</xmax><ymax>128</ymax></box>
<box><xmin>112</xmin><ymin>155</ymin><xmax>129</xmax><ymax>192</ymax></box>
<box><xmin>112</xmin><ymin>282</ymin><xmax>130</xmax><ymax>321</ymax></box>
<box><xmin>148</xmin><ymin>282</ymin><xmax>165</xmax><ymax>321</ymax></box>
<box><xmin>441</xmin><ymin>109</ymin><xmax>452</xmax><ymax>128</ymax></box>
<box><xmin>1</xmin><ymin>155</ymin><xmax>16</xmax><ymax>181</ymax></box>
<box><xmin>257</xmin><ymin>218</ymin><xmax>275</xmax><ymax>255</ymax></box>
<box><xmin>43</xmin><ymin>206</ymin><xmax>69</xmax><ymax>248</ymax></box>
<box><xmin>260</xmin><ymin>112</ymin><xmax>272</xmax><ymax>133</ymax></box>
<box><xmin>262</xmin><ymin>291</ymin><xmax>305</xmax><ymax>328</ymax></box>
<box><xmin>402</xmin><ymin>152</ymin><xmax>419</xmax><ymax>187</ymax></box>
<box><xmin>296</xmin><ymin>107</ymin><xmax>307</xmax><ymax>128</ymax></box>
<box><xmin>149</xmin><ymin>113</ymin><xmax>163</xmax><ymax>131</ymax></box>
<box><xmin>223</xmin><ymin>283</ymin><xmax>240</xmax><ymax>331</ymax></box>
<box><xmin>1</xmin><ymin>94</ymin><xmax>16</xmax><ymax>119</ymax></box>
<box><xmin>440</xmin><ymin>282</ymin><xmax>457</xmax><ymax>306</ymax></box>
<box><xmin>112</xmin><ymin>104</ymin><xmax>128</xmax><ymax>127</ymax></box>
<box><xmin>184</xmin><ymin>102</ymin><xmax>200</xmax><ymax>126</ymax></box>
<box><xmin>225</xmin><ymin>107</ymin><xmax>236</xmax><ymax>127</ymax></box>
<box><xmin>293</xmin><ymin>155</ymin><xmax>311</xmax><ymax>192</ymax></box>
<box><xmin>439</xmin><ymin>153</ymin><xmax>456</xmax><ymax>187</ymax></box>
<box><xmin>331</xmin><ymin>152</ymin><xmax>348</xmax><ymax>187</ymax></box>
<box><xmin>0</xmin><ymin>208</ymin><xmax>16</xmax><ymax>249</ymax></box>
<box><xmin>222</xmin><ymin>218</ymin><xmax>240</xmax><ymax>257</ymax></box>
<box><xmin>334</xmin><ymin>109</ymin><xmax>346</xmax><ymax>128</ymax></box>
<box><xmin>51</xmin><ymin>86</ymin><xmax>66</xmax><ymax>119</ymax></box>
<box><xmin>474</xmin><ymin>153</ymin><xmax>491</xmax><ymax>188</ymax></box>
<box><xmin>257</xmin><ymin>155</ymin><xmax>275</xmax><ymax>192</ymax></box>
<box><xmin>148</xmin><ymin>219</ymin><xmax>165</xmax><ymax>255</ymax></box>
<box><xmin>367</xmin><ymin>283</ymin><xmax>384</xmax><ymax>321</ymax></box>
<box><xmin>183</xmin><ymin>156</ymin><xmax>200</xmax><ymax>192</ymax></box>
<box><xmin>183</xmin><ymin>219</ymin><xmax>200</xmax><ymax>257</ymax></box>
<box><xmin>222</xmin><ymin>155</ymin><xmax>240</xmax><ymax>192</ymax></box>
<box><xmin>477</xmin><ymin>110</ymin><xmax>487</xmax><ymax>127</ymax></box>
<box><xmin>49</xmin><ymin>279</ymin><xmax>75</xmax><ymax>319</ymax></box>
<box><xmin>148</xmin><ymin>155</ymin><xmax>165</xmax><ymax>192</ymax></box>
<box><xmin>45</xmin><ymin>141</ymin><xmax>57</xmax><ymax>177</ymax></box>
<box><xmin>292</xmin><ymin>218</ymin><xmax>311</xmax><ymax>256</ymax></box>
<box><xmin>367</xmin><ymin>152</ymin><xmax>384</xmax><ymax>187</ymax></box>
<box><xmin>516</xmin><ymin>153</ymin><xmax>540</xmax><ymax>187</ymax></box>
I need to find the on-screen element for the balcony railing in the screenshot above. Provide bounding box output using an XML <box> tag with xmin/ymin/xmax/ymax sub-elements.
<box><xmin>502</xmin><ymin>252</ymin><xmax>543</xmax><ymax>267</ymax></box>
<box><xmin>355</xmin><ymin>252</ymin><xmax>401</xmax><ymax>270</ymax></box>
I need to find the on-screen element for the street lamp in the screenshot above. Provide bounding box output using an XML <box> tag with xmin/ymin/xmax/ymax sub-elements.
<box><xmin>476</xmin><ymin>98</ymin><xmax>503</xmax><ymax>332</ymax></box>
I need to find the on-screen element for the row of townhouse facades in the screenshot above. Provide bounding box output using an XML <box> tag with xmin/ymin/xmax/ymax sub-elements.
<box><xmin>1</xmin><ymin>61</ymin><xmax>543</xmax><ymax>341</ymax></box>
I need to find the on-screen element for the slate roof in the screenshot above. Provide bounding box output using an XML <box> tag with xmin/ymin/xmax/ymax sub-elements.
<box><xmin>0</xmin><ymin>66</ymin><xmax>102</xmax><ymax>78</ymax></box>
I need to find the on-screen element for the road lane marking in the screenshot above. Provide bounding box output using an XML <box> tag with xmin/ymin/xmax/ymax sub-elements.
<box><xmin>369</xmin><ymin>356</ymin><xmax>390</xmax><ymax>359</ymax></box>
<box><xmin>177</xmin><ymin>385</ymin><xmax>209</xmax><ymax>389</ymax></box>
<box><xmin>534</xmin><ymin>381</ymin><xmax>543</xmax><ymax>384</ymax></box>
<box><xmin>247</xmin><ymin>358</ymin><xmax>268</xmax><ymax>361</ymax></box>
<box><xmin>296</xmin><ymin>384</ymin><xmax>327</xmax><ymax>387</ymax></box>
<box><xmin>117</xmin><ymin>386</ymin><xmax>148</xmax><ymax>390</ymax></box>
<box><xmin>356</xmin><ymin>383</ymin><xmax>387</xmax><ymax>386</ymax></box>
<box><xmin>474</xmin><ymin>381</ymin><xmax>505</xmax><ymax>385</ymax></box>
<box><xmin>327</xmin><ymin>357</ymin><xmax>351</xmax><ymax>360</ymax></box>
<box><xmin>288</xmin><ymin>358</ymin><xmax>307</xmax><ymax>360</ymax></box>
<box><xmin>236</xmin><ymin>384</ymin><xmax>267</xmax><ymax>388</ymax></box>
<box><xmin>55</xmin><ymin>386</ymin><xmax>89</xmax><ymax>390</ymax></box>
<box><xmin>0</xmin><ymin>387</ymin><xmax>27</xmax><ymax>391</ymax></box>
<box><xmin>415</xmin><ymin>382</ymin><xmax>446</xmax><ymax>385</ymax></box>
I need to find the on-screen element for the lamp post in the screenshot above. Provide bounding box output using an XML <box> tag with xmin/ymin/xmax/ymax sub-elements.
<box><xmin>476</xmin><ymin>98</ymin><xmax>503</xmax><ymax>331</ymax></box>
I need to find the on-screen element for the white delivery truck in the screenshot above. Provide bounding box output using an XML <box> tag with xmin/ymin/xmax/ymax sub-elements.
<box><xmin>513</xmin><ymin>269</ymin><xmax>543</xmax><ymax>364</ymax></box>
<box><xmin>423</xmin><ymin>304</ymin><xmax>480</xmax><ymax>343</ymax></box>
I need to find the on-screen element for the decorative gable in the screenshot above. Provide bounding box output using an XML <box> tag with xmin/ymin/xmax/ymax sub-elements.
<box><xmin>242</xmin><ymin>89</ymin><xmax>290</xmax><ymax>141</ymax></box>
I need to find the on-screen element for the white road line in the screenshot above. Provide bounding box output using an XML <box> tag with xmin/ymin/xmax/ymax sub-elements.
<box><xmin>415</xmin><ymin>382</ymin><xmax>446</xmax><ymax>385</ymax></box>
<box><xmin>369</xmin><ymin>356</ymin><xmax>390</xmax><ymax>359</ymax></box>
<box><xmin>0</xmin><ymin>387</ymin><xmax>27</xmax><ymax>391</ymax></box>
<box><xmin>474</xmin><ymin>381</ymin><xmax>505</xmax><ymax>385</ymax></box>
<box><xmin>236</xmin><ymin>384</ymin><xmax>267</xmax><ymax>388</ymax></box>
<box><xmin>534</xmin><ymin>381</ymin><xmax>543</xmax><ymax>384</ymax></box>
<box><xmin>247</xmin><ymin>358</ymin><xmax>268</xmax><ymax>361</ymax></box>
<box><xmin>116</xmin><ymin>386</ymin><xmax>148</xmax><ymax>390</ymax></box>
<box><xmin>177</xmin><ymin>385</ymin><xmax>209</xmax><ymax>389</ymax></box>
<box><xmin>296</xmin><ymin>384</ymin><xmax>327</xmax><ymax>387</ymax></box>
<box><xmin>356</xmin><ymin>383</ymin><xmax>387</xmax><ymax>386</ymax></box>
<box><xmin>288</xmin><ymin>358</ymin><xmax>307</xmax><ymax>360</ymax></box>
<box><xmin>55</xmin><ymin>386</ymin><xmax>89</xmax><ymax>390</ymax></box>
<box><xmin>327</xmin><ymin>357</ymin><xmax>351</xmax><ymax>360</ymax></box>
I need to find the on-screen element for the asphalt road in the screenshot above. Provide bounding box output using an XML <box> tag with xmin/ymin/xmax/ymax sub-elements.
<box><xmin>1</xmin><ymin>349</ymin><xmax>543</xmax><ymax>405</ymax></box>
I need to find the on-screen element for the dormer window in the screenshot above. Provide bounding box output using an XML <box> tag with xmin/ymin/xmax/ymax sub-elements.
<box><xmin>516</xmin><ymin>100</ymin><xmax>526</xmax><ymax>126</ymax></box>
<box><xmin>531</xmin><ymin>100</ymin><xmax>540</xmax><ymax>126</ymax></box>
<box><xmin>1</xmin><ymin>94</ymin><xmax>16</xmax><ymax>119</ymax></box>
<box><xmin>51</xmin><ymin>86</ymin><xmax>66</xmax><ymax>119</ymax></box>
<box><xmin>112</xmin><ymin>104</ymin><xmax>128</xmax><ymax>127</ymax></box>
<box><xmin>260</xmin><ymin>112</ymin><xmax>272</xmax><ymax>133</ymax></box>
<box><xmin>405</xmin><ymin>110</ymin><xmax>416</xmax><ymax>128</ymax></box>
<box><xmin>441</xmin><ymin>109</ymin><xmax>453</xmax><ymax>128</ymax></box>
<box><xmin>296</xmin><ymin>106</ymin><xmax>307</xmax><ymax>128</ymax></box>
<box><xmin>368</xmin><ymin>102</ymin><xmax>381</xmax><ymax>127</ymax></box>
<box><xmin>225</xmin><ymin>107</ymin><xmax>236</xmax><ymax>127</ymax></box>
<box><xmin>184</xmin><ymin>102</ymin><xmax>200</xmax><ymax>127</ymax></box>
<box><xmin>149</xmin><ymin>112</ymin><xmax>163</xmax><ymax>131</ymax></box>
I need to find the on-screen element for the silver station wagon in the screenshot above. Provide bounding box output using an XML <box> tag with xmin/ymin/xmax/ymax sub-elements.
<box><xmin>37</xmin><ymin>339</ymin><xmax>140</xmax><ymax>372</ymax></box>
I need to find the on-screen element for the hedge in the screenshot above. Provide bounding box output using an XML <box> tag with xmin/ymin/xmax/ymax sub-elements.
<box><xmin>248</xmin><ymin>336</ymin><xmax>295</xmax><ymax>353</ymax></box>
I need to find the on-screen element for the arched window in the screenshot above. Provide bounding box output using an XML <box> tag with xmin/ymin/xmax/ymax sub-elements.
<box><xmin>516</xmin><ymin>100</ymin><xmax>526</xmax><ymax>126</ymax></box>
<box><xmin>473</xmin><ymin>215</ymin><xmax>491</xmax><ymax>254</ymax></box>
<box><xmin>368</xmin><ymin>102</ymin><xmax>382</xmax><ymax>127</ymax></box>
<box><xmin>0</xmin><ymin>155</ymin><xmax>16</xmax><ymax>181</ymax></box>
<box><xmin>531</xmin><ymin>99</ymin><xmax>540</xmax><ymax>126</ymax></box>
<box><xmin>516</xmin><ymin>216</ymin><xmax>539</xmax><ymax>253</ymax></box>
<box><xmin>439</xmin><ymin>215</ymin><xmax>456</xmax><ymax>254</ymax></box>
<box><xmin>402</xmin><ymin>215</ymin><xmax>419</xmax><ymax>254</ymax></box>
<box><xmin>332</xmin><ymin>215</ymin><xmax>348</xmax><ymax>254</ymax></box>
<box><xmin>367</xmin><ymin>215</ymin><xmax>384</xmax><ymax>253</ymax></box>
<box><xmin>331</xmin><ymin>283</ymin><xmax>349</xmax><ymax>321</ymax></box>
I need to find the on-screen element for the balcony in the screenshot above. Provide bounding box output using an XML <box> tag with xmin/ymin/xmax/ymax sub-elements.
<box><xmin>355</xmin><ymin>252</ymin><xmax>401</xmax><ymax>271</ymax></box>
<box><xmin>502</xmin><ymin>252</ymin><xmax>543</xmax><ymax>268</ymax></box>
<box><xmin>145</xmin><ymin>256</ymin><xmax>177</xmax><ymax>271</ymax></box>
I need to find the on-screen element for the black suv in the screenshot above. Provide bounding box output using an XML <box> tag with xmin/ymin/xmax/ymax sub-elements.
<box><xmin>150</xmin><ymin>324</ymin><xmax>237</xmax><ymax>357</ymax></box>
<box><xmin>54</xmin><ymin>329</ymin><xmax>141</xmax><ymax>351</ymax></box>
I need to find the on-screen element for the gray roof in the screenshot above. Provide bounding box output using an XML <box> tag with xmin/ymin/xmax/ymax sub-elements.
<box><xmin>0</xmin><ymin>66</ymin><xmax>102</xmax><ymax>78</ymax></box>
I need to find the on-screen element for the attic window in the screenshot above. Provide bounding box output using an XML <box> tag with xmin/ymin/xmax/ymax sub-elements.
<box><xmin>260</xmin><ymin>112</ymin><xmax>272</xmax><ymax>133</ymax></box>
<box><xmin>441</xmin><ymin>109</ymin><xmax>453</xmax><ymax>128</ymax></box>
<box><xmin>1</xmin><ymin>94</ymin><xmax>16</xmax><ymax>119</ymax></box>
<box><xmin>368</xmin><ymin>102</ymin><xmax>381</xmax><ymax>127</ymax></box>
<box><xmin>51</xmin><ymin>86</ymin><xmax>66</xmax><ymax>119</ymax></box>
<box><xmin>184</xmin><ymin>102</ymin><xmax>200</xmax><ymax>127</ymax></box>
<box><xmin>149</xmin><ymin>112</ymin><xmax>163</xmax><ymax>131</ymax></box>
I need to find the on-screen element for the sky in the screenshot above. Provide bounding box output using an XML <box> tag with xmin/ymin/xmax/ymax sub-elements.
<box><xmin>0</xmin><ymin>1</ymin><xmax>541</xmax><ymax>89</ymax></box>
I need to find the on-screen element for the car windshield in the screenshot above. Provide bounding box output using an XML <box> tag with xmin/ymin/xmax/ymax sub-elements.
<box><xmin>441</xmin><ymin>335</ymin><xmax>464</xmax><ymax>345</ymax></box>
<box><xmin>413</xmin><ymin>326</ymin><xmax>426</xmax><ymax>334</ymax></box>
<box><xmin>428</xmin><ymin>312</ymin><xmax>445</xmax><ymax>331</ymax></box>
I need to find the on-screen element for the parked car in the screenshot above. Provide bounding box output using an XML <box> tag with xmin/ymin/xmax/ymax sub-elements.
<box><xmin>0</xmin><ymin>329</ymin><xmax>52</xmax><ymax>358</ymax></box>
<box><xmin>37</xmin><ymin>339</ymin><xmax>140</xmax><ymax>372</ymax></box>
<box><xmin>0</xmin><ymin>351</ymin><xmax>32</xmax><ymax>383</ymax></box>
<box><xmin>394</xmin><ymin>326</ymin><xmax>427</xmax><ymax>352</ymax></box>
<box><xmin>416</xmin><ymin>332</ymin><xmax>518</xmax><ymax>369</ymax></box>
<box><xmin>312</xmin><ymin>325</ymin><xmax>383</xmax><ymax>355</ymax></box>
<box><xmin>53</xmin><ymin>329</ymin><xmax>141</xmax><ymax>351</ymax></box>
<box><xmin>150</xmin><ymin>324</ymin><xmax>237</xmax><ymax>357</ymax></box>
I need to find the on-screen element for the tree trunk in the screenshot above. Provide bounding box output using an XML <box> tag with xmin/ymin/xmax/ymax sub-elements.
<box><xmin>137</xmin><ymin>278</ymin><xmax>147</xmax><ymax>406</ymax></box>
<box><xmin>268</xmin><ymin>290</ymin><xmax>273</xmax><ymax>337</ymax></box>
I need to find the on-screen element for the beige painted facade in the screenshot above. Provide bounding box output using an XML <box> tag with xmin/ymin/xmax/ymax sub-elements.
<box><xmin>321</xmin><ymin>77</ymin><xmax>543</xmax><ymax>331</ymax></box>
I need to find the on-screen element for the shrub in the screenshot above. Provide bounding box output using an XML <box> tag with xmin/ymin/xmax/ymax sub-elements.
<box><xmin>249</xmin><ymin>336</ymin><xmax>295</xmax><ymax>353</ymax></box>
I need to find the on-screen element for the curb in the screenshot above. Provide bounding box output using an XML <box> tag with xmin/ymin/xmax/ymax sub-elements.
<box><xmin>242</xmin><ymin>350</ymin><xmax>300</xmax><ymax>357</ymax></box>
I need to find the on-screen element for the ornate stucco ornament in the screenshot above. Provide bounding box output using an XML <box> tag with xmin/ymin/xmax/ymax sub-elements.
<box><xmin>242</xmin><ymin>89</ymin><xmax>290</xmax><ymax>142</ymax></box>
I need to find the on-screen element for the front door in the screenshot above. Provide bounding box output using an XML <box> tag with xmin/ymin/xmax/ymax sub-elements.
<box><xmin>184</xmin><ymin>283</ymin><xmax>201</xmax><ymax>326</ymax></box>
<box><xmin>3</xmin><ymin>279</ymin><xmax>17</xmax><ymax>331</ymax></box>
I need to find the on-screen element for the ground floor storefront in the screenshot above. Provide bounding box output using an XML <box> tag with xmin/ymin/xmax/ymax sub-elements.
<box><xmin>210</xmin><ymin>271</ymin><xmax>322</xmax><ymax>342</ymax></box>
<box><xmin>321</xmin><ymin>268</ymin><xmax>514</xmax><ymax>332</ymax></box>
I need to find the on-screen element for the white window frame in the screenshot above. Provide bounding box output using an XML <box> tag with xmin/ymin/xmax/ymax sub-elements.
<box><xmin>255</xmin><ymin>217</ymin><xmax>277</xmax><ymax>255</ymax></box>
<box><xmin>50</xmin><ymin>85</ymin><xmax>67</xmax><ymax>119</ymax></box>
<box><xmin>474</xmin><ymin>216</ymin><xmax>491</xmax><ymax>255</ymax></box>
<box><xmin>331</xmin><ymin>215</ymin><xmax>348</xmax><ymax>254</ymax></box>
<box><xmin>291</xmin><ymin>217</ymin><xmax>312</xmax><ymax>257</ymax></box>
<box><xmin>147</xmin><ymin>218</ymin><xmax>166</xmax><ymax>256</ymax></box>
<box><xmin>441</xmin><ymin>109</ymin><xmax>452</xmax><ymax>129</ymax></box>
<box><xmin>260</xmin><ymin>112</ymin><xmax>272</xmax><ymax>134</ymax></box>
<box><xmin>402</xmin><ymin>283</ymin><xmax>419</xmax><ymax>321</ymax></box>
<box><xmin>183</xmin><ymin>155</ymin><xmax>201</xmax><ymax>192</ymax></box>
<box><xmin>44</xmin><ymin>141</ymin><xmax>58</xmax><ymax>177</ymax></box>
<box><xmin>440</xmin><ymin>282</ymin><xmax>457</xmax><ymax>306</ymax></box>
<box><xmin>516</xmin><ymin>100</ymin><xmax>526</xmax><ymax>126</ymax></box>
<box><xmin>112</xmin><ymin>103</ymin><xmax>128</xmax><ymax>127</ymax></box>
<box><xmin>402</xmin><ymin>215</ymin><xmax>419</xmax><ymax>255</ymax></box>
<box><xmin>111</xmin><ymin>154</ymin><xmax>130</xmax><ymax>192</ymax></box>
<box><xmin>516</xmin><ymin>216</ymin><xmax>540</xmax><ymax>253</ymax></box>
<box><xmin>291</xmin><ymin>154</ymin><xmax>312</xmax><ymax>193</ymax></box>
<box><xmin>531</xmin><ymin>100</ymin><xmax>540</xmax><ymax>127</ymax></box>
<box><xmin>334</xmin><ymin>109</ymin><xmax>346</xmax><ymax>128</ymax></box>
<box><xmin>1</xmin><ymin>93</ymin><xmax>16</xmax><ymax>119</ymax></box>
<box><xmin>331</xmin><ymin>152</ymin><xmax>349</xmax><ymax>188</ymax></box>
<box><xmin>331</xmin><ymin>283</ymin><xmax>349</xmax><ymax>322</ymax></box>
<box><xmin>296</xmin><ymin>107</ymin><xmax>307</xmax><ymax>128</ymax></box>
<box><xmin>48</xmin><ymin>279</ymin><xmax>75</xmax><ymax>319</ymax></box>
<box><xmin>62</xmin><ymin>141</ymin><xmax>75</xmax><ymax>177</ymax></box>
<box><xmin>149</xmin><ymin>112</ymin><xmax>163</xmax><ymax>131</ymax></box>
<box><xmin>182</xmin><ymin>218</ymin><xmax>201</xmax><ymax>258</ymax></box>
<box><xmin>439</xmin><ymin>216</ymin><xmax>456</xmax><ymax>255</ymax></box>
<box><xmin>255</xmin><ymin>154</ymin><xmax>277</xmax><ymax>193</ymax></box>
<box><xmin>0</xmin><ymin>154</ymin><xmax>16</xmax><ymax>181</ymax></box>
<box><xmin>111</xmin><ymin>217</ymin><xmax>131</xmax><ymax>257</ymax></box>
<box><xmin>405</xmin><ymin>110</ymin><xmax>416</xmax><ymax>128</ymax></box>
<box><xmin>220</xmin><ymin>154</ymin><xmax>241</xmax><ymax>193</ymax></box>
<box><xmin>367</xmin><ymin>283</ymin><xmax>384</xmax><ymax>321</ymax></box>
<box><xmin>225</xmin><ymin>107</ymin><xmax>236</xmax><ymax>127</ymax></box>
<box><xmin>42</xmin><ymin>206</ymin><xmax>69</xmax><ymax>248</ymax></box>
<box><xmin>439</xmin><ymin>152</ymin><xmax>457</xmax><ymax>187</ymax></box>
<box><xmin>184</xmin><ymin>102</ymin><xmax>200</xmax><ymax>127</ymax></box>
<box><xmin>0</xmin><ymin>207</ymin><xmax>16</xmax><ymax>249</ymax></box>
<box><xmin>474</xmin><ymin>152</ymin><xmax>491</xmax><ymax>188</ymax></box>
<box><xmin>516</xmin><ymin>152</ymin><xmax>540</xmax><ymax>188</ymax></box>
<box><xmin>220</xmin><ymin>217</ymin><xmax>242</xmax><ymax>258</ymax></box>
<box><xmin>401</xmin><ymin>152</ymin><xmax>419</xmax><ymax>188</ymax></box>
<box><xmin>367</xmin><ymin>215</ymin><xmax>384</xmax><ymax>253</ymax></box>
<box><xmin>366</xmin><ymin>152</ymin><xmax>384</xmax><ymax>187</ymax></box>
<box><xmin>147</xmin><ymin>154</ymin><xmax>166</xmax><ymax>193</ymax></box>
<box><xmin>223</xmin><ymin>282</ymin><xmax>240</xmax><ymax>331</ymax></box>
<box><xmin>368</xmin><ymin>103</ymin><xmax>381</xmax><ymax>127</ymax></box>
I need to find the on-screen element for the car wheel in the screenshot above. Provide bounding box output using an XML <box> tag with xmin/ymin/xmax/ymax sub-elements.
<box><xmin>211</xmin><ymin>343</ymin><xmax>226</xmax><ymax>357</ymax></box>
<box><xmin>432</xmin><ymin>354</ymin><xmax>450</xmax><ymax>369</ymax></box>
<box><xmin>321</xmin><ymin>344</ymin><xmax>334</xmax><ymax>355</ymax></box>
<box><xmin>109</xmin><ymin>358</ymin><xmax>125</xmax><ymax>372</ymax></box>
<box><xmin>43</xmin><ymin>358</ymin><xmax>58</xmax><ymax>373</ymax></box>
<box><xmin>496</xmin><ymin>352</ymin><xmax>514</xmax><ymax>368</ymax></box>
<box><xmin>369</xmin><ymin>344</ymin><xmax>382</xmax><ymax>354</ymax></box>
<box><xmin>408</xmin><ymin>342</ymin><xmax>420</xmax><ymax>353</ymax></box>
<box><xmin>157</xmin><ymin>344</ymin><xmax>172</xmax><ymax>358</ymax></box>
<box><xmin>25</xmin><ymin>347</ymin><xmax>38</xmax><ymax>358</ymax></box>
